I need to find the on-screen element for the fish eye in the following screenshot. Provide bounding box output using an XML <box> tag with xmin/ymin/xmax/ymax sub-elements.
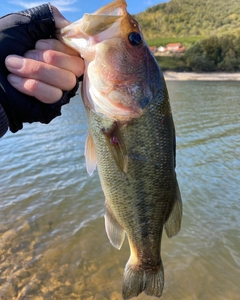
<box><xmin>128</xmin><ymin>32</ymin><xmax>142</xmax><ymax>46</ymax></box>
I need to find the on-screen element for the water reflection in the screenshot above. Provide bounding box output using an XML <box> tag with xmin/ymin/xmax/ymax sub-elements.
<box><xmin>0</xmin><ymin>81</ymin><xmax>239</xmax><ymax>299</ymax></box>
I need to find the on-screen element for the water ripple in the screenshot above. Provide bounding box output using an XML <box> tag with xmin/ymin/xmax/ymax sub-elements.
<box><xmin>0</xmin><ymin>83</ymin><xmax>240</xmax><ymax>299</ymax></box>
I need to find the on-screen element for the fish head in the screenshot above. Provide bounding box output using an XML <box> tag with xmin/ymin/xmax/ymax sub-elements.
<box><xmin>59</xmin><ymin>0</ymin><xmax>162</xmax><ymax>122</ymax></box>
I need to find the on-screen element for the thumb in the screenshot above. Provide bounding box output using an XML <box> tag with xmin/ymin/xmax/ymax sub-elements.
<box><xmin>52</xmin><ymin>6</ymin><xmax>70</xmax><ymax>28</ymax></box>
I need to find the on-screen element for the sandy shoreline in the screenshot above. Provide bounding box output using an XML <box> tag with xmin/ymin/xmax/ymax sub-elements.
<box><xmin>163</xmin><ymin>71</ymin><xmax>240</xmax><ymax>81</ymax></box>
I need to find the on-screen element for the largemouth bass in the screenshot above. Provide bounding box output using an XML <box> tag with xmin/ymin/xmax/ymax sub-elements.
<box><xmin>58</xmin><ymin>0</ymin><xmax>182</xmax><ymax>298</ymax></box>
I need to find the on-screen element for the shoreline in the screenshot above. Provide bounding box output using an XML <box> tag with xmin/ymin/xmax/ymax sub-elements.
<box><xmin>163</xmin><ymin>71</ymin><xmax>240</xmax><ymax>81</ymax></box>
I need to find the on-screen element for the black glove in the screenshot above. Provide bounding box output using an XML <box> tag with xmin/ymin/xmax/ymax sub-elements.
<box><xmin>0</xmin><ymin>4</ymin><xmax>79</xmax><ymax>134</ymax></box>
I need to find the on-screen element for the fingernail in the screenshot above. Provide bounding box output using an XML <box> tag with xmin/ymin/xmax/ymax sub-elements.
<box><xmin>8</xmin><ymin>74</ymin><xmax>22</xmax><ymax>85</ymax></box>
<box><xmin>24</xmin><ymin>50</ymin><xmax>38</xmax><ymax>60</ymax></box>
<box><xmin>5</xmin><ymin>55</ymin><xmax>24</xmax><ymax>70</ymax></box>
<box><xmin>36</xmin><ymin>40</ymin><xmax>51</xmax><ymax>50</ymax></box>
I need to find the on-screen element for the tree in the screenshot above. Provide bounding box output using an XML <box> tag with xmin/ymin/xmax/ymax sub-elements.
<box><xmin>184</xmin><ymin>35</ymin><xmax>240</xmax><ymax>71</ymax></box>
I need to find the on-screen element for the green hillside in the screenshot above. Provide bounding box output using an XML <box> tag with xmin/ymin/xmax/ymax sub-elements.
<box><xmin>135</xmin><ymin>0</ymin><xmax>240</xmax><ymax>40</ymax></box>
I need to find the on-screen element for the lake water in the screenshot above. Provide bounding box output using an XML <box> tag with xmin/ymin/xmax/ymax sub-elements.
<box><xmin>0</xmin><ymin>80</ymin><xmax>239</xmax><ymax>300</ymax></box>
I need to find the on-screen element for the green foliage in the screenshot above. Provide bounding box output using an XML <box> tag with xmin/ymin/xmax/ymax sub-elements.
<box><xmin>135</xmin><ymin>0</ymin><xmax>240</xmax><ymax>39</ymax></box>
<box><xmin>184</xmin><ymin>35</ymin><xmax>240</xmax><ymax>71</ymax></box>
<box><xmin>151</xmin><ymin>35</ymin><xmax>240</xmax><ymax>72</ymax></box>
<box><xmin>155</xmin><ymin>56</ymin><xmax>186</xmax><ymax>71</ymax></box>
<box><xmin>136</xmin><ymin>0</ymin><xmax>240</xmax><ymax>72</ymax></box>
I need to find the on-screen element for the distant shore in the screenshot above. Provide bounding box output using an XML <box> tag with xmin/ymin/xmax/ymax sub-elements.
<box><xmin>163</xmin><ymin>71</ymin><xmax>240</xmax><ymax>81</ymax></box>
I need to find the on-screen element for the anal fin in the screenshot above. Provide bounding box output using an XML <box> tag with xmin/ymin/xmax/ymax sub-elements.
<box><xmin>84</xmin><ymin>132</ymin><xmax>97</xmax><ymax>176</ymax></box>
<box><xmin>105</xmin><ymin>204</ymin><xmax>125</xmax><ymax>250</ymax></box>
<box><xmin>164</xmin><ymin>180</ymin><xmax>182</xmax><ymax>238</ymax></box>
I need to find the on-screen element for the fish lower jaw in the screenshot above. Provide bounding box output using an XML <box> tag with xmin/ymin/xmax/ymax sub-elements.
<box><xmin>87</xmin><ymin>84</ymin><xmax>144</xmax><ymax>122</ymax></box>
<box><xmin>92</xmin><ymin>102</ymin><xmax>143</xmax><ymax>122</ymax></box>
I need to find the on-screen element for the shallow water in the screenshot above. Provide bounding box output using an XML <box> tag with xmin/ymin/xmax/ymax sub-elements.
<box><xmin>0</xmin><ymin>81</ymin><xmax>239</xmax><ymax>300</ymax></box>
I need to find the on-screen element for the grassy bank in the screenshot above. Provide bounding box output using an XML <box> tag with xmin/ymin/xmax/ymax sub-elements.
<box><xmin>155</xmin><ymin>56</ymin><xmax>187</xmax><ymax>71</ymax></box>
<box><xmin>146</xmin><ymin>36</ymin><xmax>203</xmax><ymax>71</ymax></box>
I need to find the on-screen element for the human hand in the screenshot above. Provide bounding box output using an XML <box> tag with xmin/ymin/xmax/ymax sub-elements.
<box><xmin>0</xmin><ymin>4</ymin><xmax>84</xmax><ymax>133</ymax></box>
<box><xmin>5</xmin><ymin>7</ymin><xmax>84</xmax><ymax>104</ymax></box>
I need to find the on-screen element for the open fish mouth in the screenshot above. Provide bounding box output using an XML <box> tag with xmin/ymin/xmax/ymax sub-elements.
<box><xmin>60</xmin><ymin>0</ymin><xmax>127</xmax><ymax>38</ymax></box>
<box><xmin>57</xmin><ymin>0</ymin><xmax>148</xmax><ymax>123</ymax></box>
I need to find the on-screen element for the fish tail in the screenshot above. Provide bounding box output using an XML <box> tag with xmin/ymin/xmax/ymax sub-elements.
<box><xmin>122</xmin><ymin>260</ymin><xmax>164</xmax><ymax>299</ymax></box>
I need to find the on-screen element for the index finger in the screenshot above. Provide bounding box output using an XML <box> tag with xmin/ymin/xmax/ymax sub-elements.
<box><xmin>35</xmin><ymin>39</ymin><xmax>80</xmax><ymax>56</ymax></box>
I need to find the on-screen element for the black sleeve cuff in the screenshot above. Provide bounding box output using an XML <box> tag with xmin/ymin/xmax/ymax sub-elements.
<box><xmin>50</xmin><ymin>77</ymin><xmax>80</xmax><ymax>109</ymax></box>
<box><xmin>0</xmin><ymin>103</ymin><xmax>9</xmax><ymax>137</ymax></box>
<box><xmin>0</xmin><ymin>4</ymin><xmax>67</xmax><ymax>133</ymax></box>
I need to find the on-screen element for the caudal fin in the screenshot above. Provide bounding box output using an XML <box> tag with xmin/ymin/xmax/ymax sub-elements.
<box><xmin>122</xmin><ymin>261</ymin><xmax>164</xmax><ymax>299</ymax></box>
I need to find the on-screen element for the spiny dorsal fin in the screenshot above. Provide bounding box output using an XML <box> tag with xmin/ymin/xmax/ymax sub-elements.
<box><xmin>84</xmin><ymin>132</ymin><xmax>97</xmax><ymax>176</ymax></box>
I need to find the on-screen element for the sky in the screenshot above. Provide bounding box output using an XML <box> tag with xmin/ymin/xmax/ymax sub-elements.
<box><xmin>1</xmin><ymin>0</ymin><xmax>169</xmax><ymax>22</ymax></box>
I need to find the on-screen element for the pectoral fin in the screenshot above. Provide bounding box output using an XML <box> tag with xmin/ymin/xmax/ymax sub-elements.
<box><xmin>164</xmin><ymin>181</ymin><xmax>182</xmax><ymax>238</ymax></box>
<box><xmin>84</xmin><ymin>132</ymin><xmax>97</xmax><ymax>176</ymax></box>
<box><xmin>105</xmin><ymin>204</ymin><xmax>125</xmax><ymax>250</ymax></box>
<box><xmin>102</xmin><ymin>122</ymin><xmax>128</xmax><ymax>175</ymax></box>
